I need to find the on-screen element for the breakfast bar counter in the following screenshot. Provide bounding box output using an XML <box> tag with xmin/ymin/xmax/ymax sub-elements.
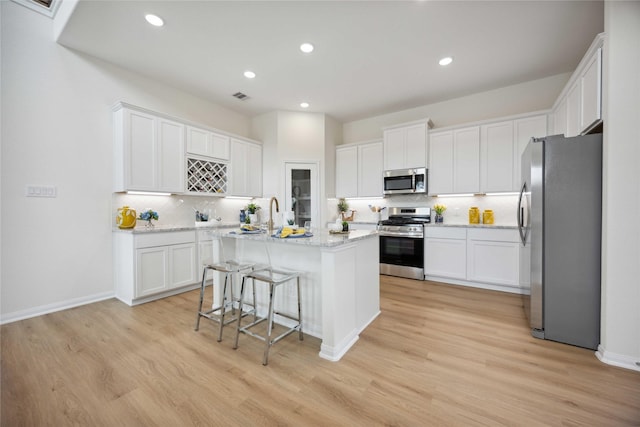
<box><xmin>209</xmin><ymin>228</ymin><xmax>380</xmax><ymax>362</ymax></box>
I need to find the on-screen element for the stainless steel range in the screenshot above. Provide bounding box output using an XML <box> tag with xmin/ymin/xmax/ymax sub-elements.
<box><xmin>378</xmin><ymin>207</ymin><xmax>430</xmax><ymax>280</ymax></box>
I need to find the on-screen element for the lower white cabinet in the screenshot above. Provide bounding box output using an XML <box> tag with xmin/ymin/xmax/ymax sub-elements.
<box><xmin>466</xmin><ymin>228</ymin><xmax>519</xmax><ymax>287</ymax></box>
<box><xmin>114</xmin><ymin>230</ymin><xmax>198</xmax><ymax>305</ymax></box>
<box><xmin>424</xmin><ymin>227</ymin><xmax>467</xmax><ymax>279</ymax></box>
<box><xmin>424</xmin><ymin>226</ymin><xmax>522</xmax><ymax>293</ymax></box>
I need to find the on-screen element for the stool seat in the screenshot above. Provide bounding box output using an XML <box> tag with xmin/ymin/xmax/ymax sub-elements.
<box><xmin>233</xmin><ymin>267</ymin><xmax>304</xmax><ymax>365</ymax></box>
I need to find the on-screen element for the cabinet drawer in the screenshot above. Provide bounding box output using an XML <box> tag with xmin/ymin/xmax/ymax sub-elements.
<box><xmin>135</xmin><ymin>231</ymin><xmax>196</xmax><ymax>248</ymax></box>
<box><xmin>425</xmin><ymin>227</ymin><xmax>466</xmax><ymax>239</ymax></box>
<box><xmin>467</xmin><ymin>228</ymin><xmax>519</xmax><ymax>243</ymax></box>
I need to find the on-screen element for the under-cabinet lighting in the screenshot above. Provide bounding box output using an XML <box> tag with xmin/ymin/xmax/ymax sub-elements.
<box><xmin>434</xmin><ymin>193</ymin><xmax>475</xmax><ymax>198</ymax></box>
<box><xmin>345</xmin><ymin>197</ymin><xmax>384</xmax><ymax>200</ymax></box>
<box><xmin>225</xmin><ymin>196</ymin><xmax>252</xmax><ymax>200</ymax></box>
<box><xmin>485</xmin><ymin>192</ymin><xmax>519</xmax><ymax>196</ymax></box>
<box><xmin>127</xmin><ymin>191</ymin><xmax>172</xmax><ymax>196</ymax></box>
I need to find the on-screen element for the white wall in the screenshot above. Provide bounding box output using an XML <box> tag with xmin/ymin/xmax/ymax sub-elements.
<box><xmin>342</xmin><ymin>73</ymin><xmax>570</xmax><ymax>144</ymax></box>
<box><xmin>597</xmin><ymin>0</ymin><xmax>640</xmax><ymax>371</ymax></box>
<box><xmin>0</xmin><ymin>2</ymin><xmax>251</xmax><ymax>322</ymax></box>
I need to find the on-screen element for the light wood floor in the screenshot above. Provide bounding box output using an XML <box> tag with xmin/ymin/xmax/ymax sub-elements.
<box><xmin>2</xmin><ymin>276</ymin><xmax>639</xmax><ymax>426</ymax></box>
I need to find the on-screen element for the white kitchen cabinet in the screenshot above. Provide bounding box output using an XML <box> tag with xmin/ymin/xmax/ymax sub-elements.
<box><xmin>383</xmin><ymin>120</ymin><xmax>431</xmax><ymax>170</ymax></box>
<box><xmin>424</xmin><ymin>227</ymin><xmax>467</xmax><ymax>280</ymax></box>
<box><xmin>114</xmin><ymin>230</ymin><xmax>198</xmax><ymax>305</ymax></box>
<box><xmin>512</xmin><ymin>115</ymin><xmax>547</xmax><ymax>191</ymax></box>
<box><xmin>466</xmin><ymin>228</ymin><xmax>519</xmax><ymax>288</ymax></box>
<box><xmin>230</xmin><ymin>138</ymin><xmax>262</xmax><ymax>197</ymax></box>
<box><xmin>481</xmin><ymin>121</ymin><xmax>514</xmax><ymax>193</ymax></box>
<box><xmin>336</xmin><ymin>141</ymin><xmax>383</xmax><ymax>198</ymax></box>
<box><xmin>551</xmin><ymin>34</ymin><xmax>604</xmax><ymax>138</ymax></box>
<box><xmin>335</xmin><ymin>145</ymin><xmax>358</xmax><ymax>198</ymax></box>
<box><xmin>428</xmin><ymin>126</ymin><xmax>480</xmax><ymax>195</ymax></box>
<box><xmin>113</xmin><ymin>104</ymin><xmax>185</xmax><ymax>193</ymax></box>
<box><xmin>186</xmin><ymin>126</ymin><xmax>230</xmax><ymax>161</ymax></box>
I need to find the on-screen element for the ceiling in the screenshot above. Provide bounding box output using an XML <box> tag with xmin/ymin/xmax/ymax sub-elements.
<box><xmin>56</xmin><ymin>1</ymin><xmax>604</xmax><ymax>123</ymax></box>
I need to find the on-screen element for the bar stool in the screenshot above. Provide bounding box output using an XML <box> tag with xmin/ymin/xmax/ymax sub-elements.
<box><xmin>233</xmin><ymin>264</ymin><xmax>304</xmax><ymax>365</ymax></box>
<box><xmin>195</xmin><ymin>236</ymin><xmax>257</xmax><ymax>342</ymax></box>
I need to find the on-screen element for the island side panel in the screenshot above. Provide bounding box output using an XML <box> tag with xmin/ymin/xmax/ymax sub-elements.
<box><xmin>356</xmin><ymin>236</ymin><xmax>381</xmax><ymax>330</ymax></box>
<box><xmin>319</xmin><ymin>243</ymin><xmax>359</xmax><ymax>361</ymax></box>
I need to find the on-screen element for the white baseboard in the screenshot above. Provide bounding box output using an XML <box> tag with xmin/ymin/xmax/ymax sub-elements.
<box><xmin>0</xmin><ymin>291</ymin><xmax>115</xmax><ymax>325</ymax></box>
<box><xmin>596</xmin><ymin>344</ymin><xmax>640</xmax><ymax>372</ymax></box>
<box><xmin>424</xmin><ymin>275</ymin><xmax>528</xmax><ymax>295</ymax></box>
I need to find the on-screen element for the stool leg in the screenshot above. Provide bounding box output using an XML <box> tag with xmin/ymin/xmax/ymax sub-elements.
<box><xmin>263</xmin><ymin>282</ymin><xmax>276</xmax><ymax>365</ymax></box>
<box><xmin>195</xmin><ymin>266</ymin><xmax>209</xmax><ymax>331</ymax></box>
<box><xmin>217</xmin><ymin>273</ymin><xmax>230</xmax><ymax>342</ymax></box>
<box><xmin>252</xmin><ymin>277</ymin><xmax>258</xmax><ymax>322</ymax></box>
<box><xmin>296</xmin><ymin>277</ymin><xmax>303</xmax><ymax>341</ymax></box>
<box><xmin>233</xmin><ymin>276</ymin><xmax>247</xmax><ymax>350</ymax></box>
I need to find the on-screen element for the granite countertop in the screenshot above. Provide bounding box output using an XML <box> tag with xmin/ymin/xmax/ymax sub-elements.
<box><xmin>112</xmin><ymin>222</ymin><xmax>238</xmax><ymax>234</ymax></box>
<box><xmin>210</xmin><ymin>228</ymin><xmax>378</xmax><ymax>248</ymax></box>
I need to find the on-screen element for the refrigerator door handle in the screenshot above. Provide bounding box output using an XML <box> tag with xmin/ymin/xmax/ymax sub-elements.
<box><xmin>517</xmin><ymin>181</ymin><xmax>527</xmax><ymax>245</ymax></box>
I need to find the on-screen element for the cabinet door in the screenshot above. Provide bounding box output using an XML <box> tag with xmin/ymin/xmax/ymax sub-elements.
<box><xmin>210</xmin><ymin>132</ymin><xmax>230</xmax><ymax>161</ymax></box>
<box><xmin>127</xmin><ymin>109</ymin><xmax>156</xmax><ymax>191</ymax></box>
<box><xmin>358</xmin><ymin>142</ymin><xmax>383</xmax><ymax>197</ymax></box>
<box><xmin>467</xmin><ymin>240</ymin><xmax>519</xmax><ymax>286</ymax></box>
<box><xmin>186</xmin><ymin>126</ymin><xmax>210</xmax><ymax>157</ymax></box>
<box><xmin>424</xmin><ymin>237</ymin><xmax>467</xmax><ymax>279</ymax></box>
<box><xmin>230</xmin><ymin>139</ymin><xmax>248</xmax><ymax>196</ymax></box>
<box><xmin>453</xmin><ymin>127</ymin><xmax>480</xmax><ymax>193</ymax></box>
<box><xmin>383</xmin><ymin>128</ymin><xmax>405</xmax><ymax>170</ymax></box>
<box><xmin>428</xmin><ymin>131</ymin><xmax>454</xmax><ymax>195</ymax></box>
<box><xmin>404</xmin><ymin>123</ymin><xmax>427</xmax><ymax>168</ymax></box>
<box><xmin>157</xmin><ymin>118</ymin><xmax>185</xmax><ymax>193</ymax></box>
<box><xmin>566</xmin><ymin>81</ymin><xmax>581</xmax><ymax>137</ymax></box>
<box><xmin>169</xmin><ymin>243</ymin><xmax>197</xmax><ymax>289</ymax></box>
<box><xmin>553</xmin><ymin>98</ymin><xmax>567</xmax><ymax>136</ymax></box>
<box><xmin>336</xmin><ymin>146</ymin><xmax>358</xmax><ymax>198</ymax></box>
<box><xmin>136</xmin><ymin>247</ymin><xmax>168</xmax><ymax>297</ymax></box>
<box><xmin>246</xmin><ymin>142</ymin><xmax>262</xmax><ymax>197</ymax></box>
<box><xmin>581</xmin><ymin>47</ymin><xmax>602</xmax><ymax>132</ymax></box>
<box><xmin>481</xmin><ymin>121</ymin><xmax>514</xmax><ymax>193</ymax></box>
<box><xmin>513</xmin><ymin>115</ymin><xmax>547</xmax><ymax>191</ymax></box>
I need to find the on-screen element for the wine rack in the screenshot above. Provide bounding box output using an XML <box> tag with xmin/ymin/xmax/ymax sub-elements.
<box><xmin>186</xmin><ymin>157</ymin><xmax>227</xmax><ymax>195</ymax></box>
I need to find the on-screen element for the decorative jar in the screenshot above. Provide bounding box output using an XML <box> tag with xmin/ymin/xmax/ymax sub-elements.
<box><xmin>469</xmin><ymin>206</ymin><xmax>480</xmax><ymax>224</ymax></box>
<box><xmin>116</xmin><ymin>206</ymin><xmax>137</xmax><ymax>229</ymax></box>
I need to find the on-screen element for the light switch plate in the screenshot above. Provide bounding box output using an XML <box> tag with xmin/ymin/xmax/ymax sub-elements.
<box><xmin>26</xmin><ymin>185</ymin><xmax>57</xmax><ymax>198</ymax></box>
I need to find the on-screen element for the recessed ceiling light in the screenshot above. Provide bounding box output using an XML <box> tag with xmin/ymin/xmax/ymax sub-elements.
<box><xmin>300</xmin><ymin>102</ymin><xmax>310</xmax><ymax>108</ymax></box>
<box><xmin>439</xmin><ymin>56</ymin><xmax>453</xmax><ymax>66</ymax></box>
<box><xmin>300</xmin><ymin>43</ymin><xmax>314</xmax><ymax>53</ymax></box>
<box><xmin>145</xmin><ymin>14</ymin><xmax>164</xmax><ymax>27</ymax></box>
<box><xmin>243</xmin><ymin>70</ymin><xmax>256</xmax><ymax>79</ymax></box>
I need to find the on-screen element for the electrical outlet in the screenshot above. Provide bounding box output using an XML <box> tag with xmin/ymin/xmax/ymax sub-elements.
<box><xmin>26</xmin><ymin>185</ymin><xmax>57</xmax><ymax>198</ymax></box>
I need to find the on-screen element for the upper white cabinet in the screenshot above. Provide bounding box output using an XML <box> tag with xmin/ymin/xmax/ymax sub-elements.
<box><xmin>552</xmin><ymin>34</ymin><xmax>604</xmax><ymax>137</ymax></box>
<box><xmin>230</xmin><ymin>138</ymin><xmax>262</xmax><ymax>197</ymax></box>
<box><xmin>512</xmin><ymin>115</ymin><xmax>547</xmax><ymax>190</ymax></box>
<box><xmin>113</xmin><ymin>104</ymin><xmax>185</xmax><ymax>193</ymax></box>
<box><xmin>481</xmin><ymin>121</ymin><xmax>514</xmax><ymax>193</ymax></box>
<box><xmin>336</xmin><ymin>141</ymin><xmax>383</xmax><ymax>198</ymax></box>
<box><xmin>383</xmin><ymin>120</ymin><xmax>432</xmax><ymax>170</ymax></box>
<box><xmin>428</xmin><ymin>126</ymin><xmax>480</xmax><ymax>195</ymax></box>
<box><xmin>186</xmin><ymin>126</ymin><xmax>230</xmax><ymax>161</ymax></box>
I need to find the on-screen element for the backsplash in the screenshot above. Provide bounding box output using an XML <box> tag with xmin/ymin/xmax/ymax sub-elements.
<box><xmin>112</xmin><ymin>193</ymin><xmax>519</xmax><ymax>229</ymax></box>
<box><xmin>327</xmin><ymin>194</ymin><xmax>519</xmax><ymax>226</ymax></box>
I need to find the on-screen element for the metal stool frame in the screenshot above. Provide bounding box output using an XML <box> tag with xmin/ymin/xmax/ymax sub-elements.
<box><xmin>233</xmin><ymin>267</ymin><xmax>303</xmax><ymax>365</ymax></box>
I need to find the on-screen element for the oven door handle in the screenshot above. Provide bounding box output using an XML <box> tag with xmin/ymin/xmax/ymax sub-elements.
<box><xmin>378</xmin><ymin>231</ymin><xmax>424</xmax><ymax>238</ymax></box>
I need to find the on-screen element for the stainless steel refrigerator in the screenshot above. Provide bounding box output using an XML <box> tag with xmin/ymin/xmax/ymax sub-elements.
<box><xmin>518</xmin><ymin>133</ymin><xmax>602</xmax><ymax>350</ymax></box>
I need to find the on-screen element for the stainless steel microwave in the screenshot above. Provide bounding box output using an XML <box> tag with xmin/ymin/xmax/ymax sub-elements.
<box><xmin>383</xmin><ymin>168</ymin><xmax>427</xmax><ymax>195</ymax></box>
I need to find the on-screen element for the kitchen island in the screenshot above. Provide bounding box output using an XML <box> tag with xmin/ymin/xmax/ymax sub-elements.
<box><xmin>209</xmin><ymin>228</ymin><xmax>380</xmax><ymax>362</ymax></box>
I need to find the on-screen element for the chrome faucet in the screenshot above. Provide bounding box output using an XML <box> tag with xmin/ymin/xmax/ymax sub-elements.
<box><xmin>268</xmin><ymin>196</ymin><xmax>279</xmax><ymax>234</ymax></box>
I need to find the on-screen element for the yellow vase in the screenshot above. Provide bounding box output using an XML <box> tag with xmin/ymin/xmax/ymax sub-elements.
<box><xmin>469</xmin><ymin>207</ymin><xmax>480</xmax><ymax>224</ymax></box>
<box><xmin>117</xmin><ymin>206</ymin><xmax>137</xmax><ymax>229</ymax></box>
<box><xmin>482</xmin><ymin>209</ymin><xmax>494</xmax><ymax>225</ymax></box>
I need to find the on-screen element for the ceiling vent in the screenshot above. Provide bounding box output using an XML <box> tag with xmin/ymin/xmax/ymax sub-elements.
<box><xmin>10</xmin><ymin>0</ymin><xmax>60</xmax><ymax>17</ymax></box>
<box><xmin>232</xmin><ymin>92</ymin><xmax>250</xmax><ymax>101</ymax></box>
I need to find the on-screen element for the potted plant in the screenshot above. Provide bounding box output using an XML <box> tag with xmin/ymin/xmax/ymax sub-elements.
<box><xmin>342</xmin><ymin>220</ymin><xmax>349</xmax><ymax>232</ymax></box>
<box><xmin>433</xmin><ymin>204</ymin><xmax>446</xmax><ymax>223</ymax></box>
<box><xmin>337</xmin><ymin>198</ymin><xmax>349</xmax><ymax>214</ymax></box>
<box><xmin>139</xmin><ymin>209</ymin><xmax>159</xmax><ymax>228</ymax></box>
<box><xmin>246</xmin><ymin>202</ymin><xmax>261</xmax><ymax>224</ymax></box>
